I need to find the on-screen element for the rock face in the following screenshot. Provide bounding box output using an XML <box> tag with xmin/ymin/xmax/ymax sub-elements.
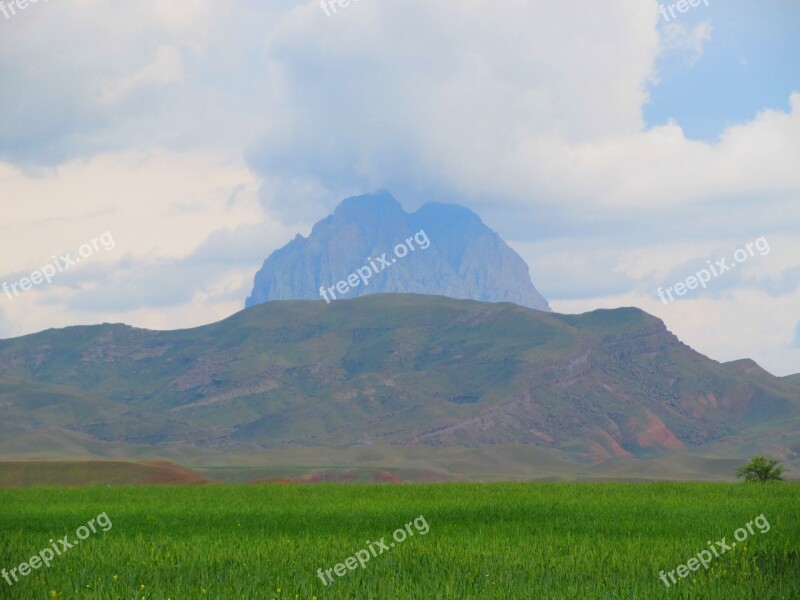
<box><xmin>246</xmin><ymin>192</ymin><xmax>551</xmax><ymax>311</ymax></box>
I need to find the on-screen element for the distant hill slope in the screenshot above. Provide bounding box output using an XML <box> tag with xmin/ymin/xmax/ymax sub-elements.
<box><xmin>785</xmin><ymin>373</ymin><xmax>800</xmax><ymax>385</ymax></box>
<box><xmin>0</xmin><ymin>295</ymin><xmax>797</xmax><ymax>467</ymax></box>
<box><xmin>246</xmin><ymin>192</ymin><xmax>550</xmax><ymax>311</ymax></box>
<box><xmin>0</xmin><ymin>461</ymin><xmax>208</xmax><ymax>487</ymax></box>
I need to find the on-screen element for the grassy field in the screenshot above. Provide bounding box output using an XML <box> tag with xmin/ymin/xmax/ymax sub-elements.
<box><xmin>0</xmin><ymin>483</ymin><xmax>798</xmax><ymax>599</ymax></box>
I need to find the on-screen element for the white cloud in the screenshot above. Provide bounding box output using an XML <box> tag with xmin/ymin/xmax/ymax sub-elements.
<box><xmin>0</xmin><ymin>150</ymin><xmax>263</xmax><ymax>269</ymax></box>
<box><xmin>152</xmin><ymin>0</ymin><xmax>213</xmax><ymax>33</ymax></box>
<box><xmin>253</xmin><ymin>0</ymin><xmax>660</xmax><ymax>202</ymax></box>
<box><xmin>99</xmin><ymin>46</ymin><xmax>184</xmax><ymax>105</ymax></box>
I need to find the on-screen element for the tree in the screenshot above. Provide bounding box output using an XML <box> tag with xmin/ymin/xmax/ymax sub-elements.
<box><xmin>736</xmin><ymin>455</ymin><xmax>785</xmax><ymax>483</ymax></box>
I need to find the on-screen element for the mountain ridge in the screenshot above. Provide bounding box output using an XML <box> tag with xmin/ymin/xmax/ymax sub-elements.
<box><xmin>1</xmin><ymin>294</ymin><xmax>797</xmax><ymax>472</ymax></box>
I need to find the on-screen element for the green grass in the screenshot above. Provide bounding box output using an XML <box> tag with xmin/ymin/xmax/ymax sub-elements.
<box><xmin>0</xmin><ymin>483</ymin><xmax>798</xmax><ymax>599</ymax></box>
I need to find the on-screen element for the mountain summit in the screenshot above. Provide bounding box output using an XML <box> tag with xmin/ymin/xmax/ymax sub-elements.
<box><xmin>246</xmin><ymin>192</ymin><xmax>550</xmax><ymax>310</ymax></box>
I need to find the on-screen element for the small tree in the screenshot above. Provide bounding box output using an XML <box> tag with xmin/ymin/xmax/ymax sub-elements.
<box><xmin>736</xmin><ymin>455</ymin><xmax>785</xmax><ymax>483</ymax></box>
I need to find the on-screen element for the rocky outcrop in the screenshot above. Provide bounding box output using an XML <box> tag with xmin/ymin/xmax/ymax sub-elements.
<box><xmin>246</xmin><ymin>191</ymin><xmax>550</xmax><ymax>311</ymax></box>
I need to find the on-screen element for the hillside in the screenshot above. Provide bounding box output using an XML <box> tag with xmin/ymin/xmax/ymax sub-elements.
<box><xmin>0</xmin><ymin>295</ymin><xmax>797</xmax><ymax>472</ymax></box>
<box><xmin>0</xmin><ymin>461</ymin><xmax>209</xmax><ymax>488</ymax></box>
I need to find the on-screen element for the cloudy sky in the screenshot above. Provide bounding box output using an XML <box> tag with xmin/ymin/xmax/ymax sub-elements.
<box><xmin>1</xmin><ymin>0</ymin><xmax>798</xmax><ymax>376</ymax></box>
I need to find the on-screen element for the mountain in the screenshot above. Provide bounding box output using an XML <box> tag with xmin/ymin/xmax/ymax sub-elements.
<box><xmin>1</xmin><ymin>295</ymin><xmax>797</xmax><ymax>474</ymax></box>
<box><xmin>246</xmin><ymin>191</ymin><xmax>550</xmax><ymax>311</ymax></box>
<box><xmin>786</xmin><ymin>373</ymin><xmax>800</xmax><ymax>385</ymax></box>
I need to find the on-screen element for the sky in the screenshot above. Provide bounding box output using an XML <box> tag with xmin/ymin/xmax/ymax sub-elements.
<box><xmin>0</xmin><ymin>0</ymin><xmax>798</xmax><ymax>376</ymax></box>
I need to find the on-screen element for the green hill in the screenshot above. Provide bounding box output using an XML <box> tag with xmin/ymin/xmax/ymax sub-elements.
<box><xmin>0</xmin><ymin>295</ymin><xmax>797</xmax><ymax>475</ymax></box>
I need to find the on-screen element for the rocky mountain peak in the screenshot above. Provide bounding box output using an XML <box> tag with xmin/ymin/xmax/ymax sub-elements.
<box><xmin>246</xmin><ymin>192</ymin><xmax>551</xmax><ymax>311</ymax></box>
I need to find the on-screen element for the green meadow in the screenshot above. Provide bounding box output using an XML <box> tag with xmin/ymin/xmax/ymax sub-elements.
<box><xmin>1</xmin><ymin>482</ymin><xmax>798</xmax><ymax>599</ymax></box>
